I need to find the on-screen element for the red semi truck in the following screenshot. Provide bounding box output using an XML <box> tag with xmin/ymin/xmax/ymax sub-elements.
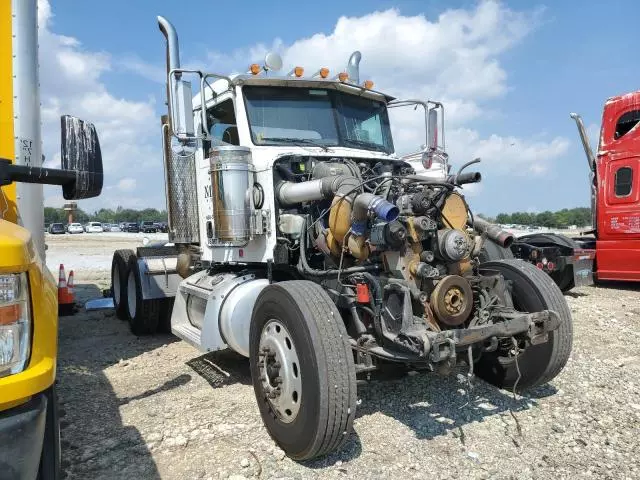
<box><xmin>571</xmin><ymin>91</ymin><xmax>640</xmax><ymax>282</ymax></box>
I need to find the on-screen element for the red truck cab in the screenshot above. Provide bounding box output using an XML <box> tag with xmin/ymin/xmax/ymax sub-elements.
<box><xmin>573</xmin><ymin>92</ymin><xmax>640</xmax><ymax>281</ymax></box>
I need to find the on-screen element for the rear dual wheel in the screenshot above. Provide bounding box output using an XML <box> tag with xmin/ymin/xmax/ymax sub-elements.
<box><xmin>249</xmin><ymin>281</ymin><xmax>357</xmax><ymax>461</ymax></box>
<box><xmin>126</xmin><ymin>256</ymin><xmax>161</xmax><ymax>335</ymax></box>
<box><xmin>112</xmin><ymin>251</ymin><xmax>173</xmax><ymax>335</ymax></box>
<box><xmin>111</xmin><ymin>249</ymin><xmax>134</xmax><ymax>320</ymax></box>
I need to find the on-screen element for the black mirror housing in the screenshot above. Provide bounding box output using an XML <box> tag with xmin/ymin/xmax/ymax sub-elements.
<box><xmin>61</xmin><ymin>115</ymin><xmax>103</xmax><ymax>199</ymax></box>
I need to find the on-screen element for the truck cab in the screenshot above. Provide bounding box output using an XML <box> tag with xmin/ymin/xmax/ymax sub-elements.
<box><xmin>572</xmin><ymin>92</ymin><xmax>640</xmax><ymax>281</ymax></box>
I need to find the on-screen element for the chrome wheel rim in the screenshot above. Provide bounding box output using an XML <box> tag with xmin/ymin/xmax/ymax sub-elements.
<box><xmin>258</xmin><ymin>320</ymin><xmax>302</xmax><ymax>423</ymax></box>
<box><xmin>127</xmin><ymin>270</ymin><xmax>136</xmax><ymax>318</ymax></box>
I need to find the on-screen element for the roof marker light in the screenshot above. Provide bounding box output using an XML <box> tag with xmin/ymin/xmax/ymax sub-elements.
<box><xmin>249</xmin><ymin>63</ymin><xmax>261</xmax><ymax>75</ymax></box>
<box><xmin>313</xmin><ymin>68</ymin><xmax>330</xmax><ymax>79</ymax></box>
<box><xmin>363</xmin><ymin>80</ymin><xmax>374</xmax><ymax>89</ymax></box>
<box><xmin>337</xmin><ymin>72</ymin><xmax>349</xmax><ymax>82</ymax></box>
<box><xmin>287</xmin><ymin>66</ymin><xmax>304</xmax><ymax>77</ymax></box>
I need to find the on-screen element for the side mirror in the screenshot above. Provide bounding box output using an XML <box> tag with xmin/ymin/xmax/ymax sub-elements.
<box><xmin>169</xmin><ymin>76</ymin><xmax>195</xmax><ymax>138</ymax></box>
<box><xmin>61</xmin><ymin>115</ymin><xmax>103</xmax><ymax>199</ymax></box>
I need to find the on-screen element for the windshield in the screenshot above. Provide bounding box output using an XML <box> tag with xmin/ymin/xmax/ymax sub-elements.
<box><xmin>243</xmin><ymin>86</ymin><xmax>394</xmax><ymax>153</ymax></box>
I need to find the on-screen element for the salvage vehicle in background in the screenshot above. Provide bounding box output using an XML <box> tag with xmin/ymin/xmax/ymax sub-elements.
<box><xmin>569</xmin><ymin>97</ymin><xmax>640</xmax><ymax>282</ymax></box>
<box><xmin>140</xmin><ymin>220</ymin><xmax>157</xmax><ymax>233</ymax></box>
<box><xmin>47</xmin><ymin>223</ymin><xmax>65</xmax><ymax>235</ymax></box>
<box><xmin>478</xmin><ymin>230</ymin><xmax>595</xmax><ymax>292</ymax></box>
<box><xmin>123</xmin><ymin>222</ymin><xmax>140</xmax><ymax>233</ymax></box>
<box><xmin>67</xmin><ymin>223</ymin><xmax>84</xmax><ymax>234</ymax></box>
<box><xmin>481</xmin><ymin>94</ymin><xmax>640</xmax><ymax>287</ymax></box>
<box><xmin>0</xmin><ymin>1</ymin><xmax>103</xmax><ymax>478</ymax></box>
<box><xmin>110</xmin><ymin>16</ymin><xmax>573</xmax><ymax>460</ymax></box>
<box><xmin>84</xmin><ymin>221</ymin><xmax>103</xmax><ymax>233</ymax></box>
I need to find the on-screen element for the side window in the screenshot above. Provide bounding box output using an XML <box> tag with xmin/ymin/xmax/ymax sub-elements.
<box><xmin>207</xmin><ymin>100</ymin><xmax>238</xmax><ymax>145</ymax></box>
<box><xmin>614</xmin><ymin>166</ymin><xmax>633</xmax><ymax>197</ymax></box>
<box><xmin>614</xmin><ymin>110</ymin><xmax>640</xmax><ymax>139</ymax></box>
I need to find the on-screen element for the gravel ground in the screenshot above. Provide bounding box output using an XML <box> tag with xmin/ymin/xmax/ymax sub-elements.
<box><xmin>50</xmin><ymin>236</ymin><xmax>640</xmax><ymax>480</ymax></box>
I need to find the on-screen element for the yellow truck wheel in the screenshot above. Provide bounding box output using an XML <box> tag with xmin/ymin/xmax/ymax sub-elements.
<box><xmin>37</xmin><ymin>385</ymin><xmax>60</xmax><ymax>480</ymax></box>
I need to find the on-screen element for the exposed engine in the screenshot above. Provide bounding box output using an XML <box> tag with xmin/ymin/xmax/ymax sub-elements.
<box><xmin>270</xmin><ymin>155</ymin><xmax>527</xmax><ymax>363</ymax></box>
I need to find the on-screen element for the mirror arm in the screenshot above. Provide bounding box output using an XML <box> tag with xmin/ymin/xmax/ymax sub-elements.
<box><xmin>0</xmin><ymin>159</ymin><xmax>76</xmax><ymax>187</ymax></box>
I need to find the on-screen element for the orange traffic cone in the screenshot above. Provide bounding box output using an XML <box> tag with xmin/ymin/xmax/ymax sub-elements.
<box><xmin>58</xmin><ymin>264</ymin><xmax>74</xmax><ymax>316</ymax></box>
<box><xmin>67</xmin><ymin>270</ymin><xmax>75</xmax><ymax>301</ymax></box>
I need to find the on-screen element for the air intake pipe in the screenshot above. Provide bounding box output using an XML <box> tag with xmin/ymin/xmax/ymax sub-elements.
<box><xmin>276</xmin><ymin>176</ymin><xmax>399</xmax><ymax>249</ymax></box>
<box><xmin>473</xmin><ymin>217</ymin><xmax>515</xmax><ymax>248</ymax></box>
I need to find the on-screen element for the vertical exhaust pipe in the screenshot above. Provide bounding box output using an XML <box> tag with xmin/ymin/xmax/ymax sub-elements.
<box><xmin>569</xmin><ymin>113</ymin><xmax>596</xmax><ymax>172</ymax></box>
<box><xmin>157</xmin><ymin>16</ymin><xmax>199</xmax><ymax>244</ymax></box>
<box><xmin>157</xmin><ymin>16</ymin><xmax>181</xmax><ymax>74</ymax></box>
<box><xmin>347</xmin><ymin>51</ymin><xmax>361</xmax><ymax>85</ymax></box>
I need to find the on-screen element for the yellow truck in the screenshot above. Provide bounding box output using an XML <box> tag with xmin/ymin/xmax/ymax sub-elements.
<box><xmin>0</xmin><ymin>1</ymin><xmax>102</xmax><ymax>478</ymax></box>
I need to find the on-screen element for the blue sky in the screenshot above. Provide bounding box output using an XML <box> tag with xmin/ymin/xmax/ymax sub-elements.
<box><xmin>40</xmin><ymin>0</ymin><xmax>640</xmax><ymax>216</ymax></box>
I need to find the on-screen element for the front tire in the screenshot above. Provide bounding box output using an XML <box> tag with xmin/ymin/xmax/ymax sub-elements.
<box><xmin>475</xmin><ymin>259</ymin><xmax>573</xmax><ymax>391</ymax></box>
<box><xmin>37</xmin><ymin>385</ymin><xmax>60</xmax><ymax>480</ymax></box>
<box><xmin>249</xmin><ymin>281</ymin><xmax>357</xmax><ymax>461</ymax></box>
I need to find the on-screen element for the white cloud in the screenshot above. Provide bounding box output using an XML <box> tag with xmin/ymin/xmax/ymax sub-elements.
<box><xmin>38</xmin><ymin>0</ymin><xmax>162</xmax><ymax>211</ymax></box>
<box><xmin>117</xmin><ymin>177</ymin><xmax>136</xmax><ymax>192</ymax></box>
<box><xmin>195</xmin><ymin>2</ymin><xmax>565</xmax><ymax>174</ymax></box>
<box><xmin>40</xmin><ymin>0</ymin><xmax>567</xmax><ymax>213</ymax></box>
<box><xmin>446</xmin><ymin>129</ymin><xmax>570</xmax><ymax>175</ymax></box>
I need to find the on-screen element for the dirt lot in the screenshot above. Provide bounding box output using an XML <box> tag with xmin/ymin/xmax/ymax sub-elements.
<box><xmin>49</xmin><ymin>234</ymin><xmax>640</xmax><ymax>479</ymax></box>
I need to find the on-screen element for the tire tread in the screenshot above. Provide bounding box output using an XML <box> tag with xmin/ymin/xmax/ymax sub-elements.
<box><xmin>111</xmin><ymin>249</ymin><xmax>135</xmax><ymax>320</ymax></box>
<box><xmin>279</xmin><ymin>281</ymin><xmax>356</xmax><ymax>458</ymax></box>
<box><xmin>481</xmin><ymin>259</ymin><xmax>573</xmax><ymax>389</ymax></box>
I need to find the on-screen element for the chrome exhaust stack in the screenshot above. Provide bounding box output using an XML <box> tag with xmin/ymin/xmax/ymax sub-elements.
<box><xmin>157</xmin><ymin>16</ymin><xmax>181</xmax><ymax>73</ymax></box>
<box><xmin>570</xmin><ymin>113</ymin><xmax>596</xmax><ymax>172</ymax></box>
<box><xmin>157</xmin><ymin>15</ymin><xmax>194</xmax><ymax>139</ymax></box>
<box><xmin>158</xmin><ymin>17</ymin><xmax>199</xmax><ymax>244</ymax></box>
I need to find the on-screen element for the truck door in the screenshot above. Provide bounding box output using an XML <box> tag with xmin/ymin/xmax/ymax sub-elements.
<box><xmin>596</xmin><ymin>95</ymin><xmax>640</xmax><ymax>281</ymax></box>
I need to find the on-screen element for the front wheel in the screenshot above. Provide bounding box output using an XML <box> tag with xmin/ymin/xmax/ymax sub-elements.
<box><xmin>475</xmin><ymin>259</ymin><xmax>573</xmax><ymax>391</ymax></box>
<box><xmin>249</xmin><ymin>281</ymin><xmax>357</xmax><ymax>461</ymax></box>
<box><xmin>37</xmin><ymin>385</ymin><xmax>60</xmax><ymax>480</ymax></box>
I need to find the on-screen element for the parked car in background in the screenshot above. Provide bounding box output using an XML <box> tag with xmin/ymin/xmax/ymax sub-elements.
<box><xmin>67</xmin><ymin>223</ymin><xmax>84</xmax><ymax>234</ymax></box>
<box><xmin>109</xmin><ymin>223</ymin><xmax>122</xmax><ymax>232</ymax></box>
<box><xmin>140</xmin><ymin>221</ymin><xmax>157</xmax><ymax>233</ymax></box>
<box><xmin>154</xmin><ymin>221</ymin><xmax>169</xmax><ymax>233</ymax></box>
<box><xmin>84</xmin><ymin>221</ymin><xmax>104</xmax><ymax>233</ymax></box>
<box><xmin>48</xmin><ymin>223</ymin><xmax>66</xmax><ymax>234</ymax></box>
<box><xmin>124</xmin><ymin>222</ymin><xmax>140</xmax><ymax>233</ymax></box>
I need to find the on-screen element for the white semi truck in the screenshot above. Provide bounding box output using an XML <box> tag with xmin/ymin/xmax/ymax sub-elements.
<box><xmin>111</xmin><ymin>16</ymin><xmax>573</xmax><ymax>460</ymax></box>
